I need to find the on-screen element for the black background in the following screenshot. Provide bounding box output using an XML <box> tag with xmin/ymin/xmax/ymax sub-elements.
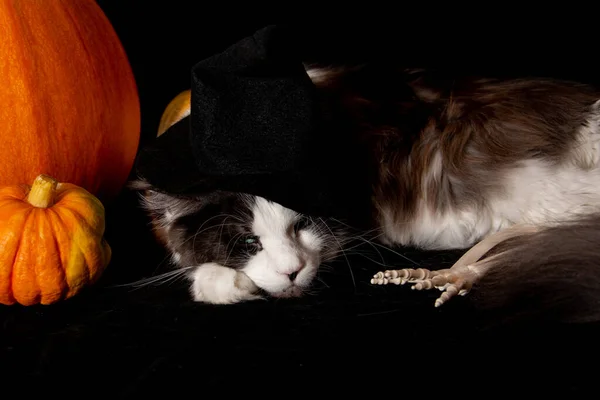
<box><xmin>1</xmin><ymin>2</ymin><xmax>599</xmax><ymax>397</ymax></box>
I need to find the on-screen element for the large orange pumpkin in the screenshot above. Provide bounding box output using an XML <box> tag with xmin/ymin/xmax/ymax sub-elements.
<box><xmin>0</xmin><ymin>0</ymin><xmax>140</xmax><ymax>202</ymax></box>
<box><xmin>0</xmin><ymin>174</ymin><xmax>111</xmax><ymax>306</ymax></box>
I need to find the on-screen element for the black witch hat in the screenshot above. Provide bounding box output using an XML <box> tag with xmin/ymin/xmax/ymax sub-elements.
<box><xmin>135</xmin><ymin>25</ymin><xmax>371</xmax><ymax>224</ymax></box>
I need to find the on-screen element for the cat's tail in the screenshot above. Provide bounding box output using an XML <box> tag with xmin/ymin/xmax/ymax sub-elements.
<box><xmin>469</xmin><ymin>212</ymin><xmax>600</xmax><ymax>326</ymax></box>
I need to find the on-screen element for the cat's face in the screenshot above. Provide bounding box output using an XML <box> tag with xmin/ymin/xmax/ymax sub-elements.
<box><xmin>135</xmin><ymin>181</ymin><xmax>345</xmax><ymax>303</ymax></box>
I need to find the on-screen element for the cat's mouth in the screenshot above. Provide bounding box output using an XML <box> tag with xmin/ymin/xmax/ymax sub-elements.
<box><xmin>270</xmin><ymin>285</ymin><xmax>303</xmax><ymax>299</ymax></box>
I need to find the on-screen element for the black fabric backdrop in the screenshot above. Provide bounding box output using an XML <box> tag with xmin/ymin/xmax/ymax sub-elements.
<box><xmin>1</xmin><ymin>3</ymin><xmax>599</xmax><ymax>396</ymax></box>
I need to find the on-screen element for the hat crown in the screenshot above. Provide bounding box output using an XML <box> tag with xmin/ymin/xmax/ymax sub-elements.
<box><xmin>189</xmin><ymin>26</ymin><xmax>319</xmax><ymax>176</ymax></box>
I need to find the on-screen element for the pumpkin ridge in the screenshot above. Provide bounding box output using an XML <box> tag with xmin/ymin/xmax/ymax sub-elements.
<box><xmin>0</xmin><ymin>196</ymin><xmax>30</xmax><ymax>211</ymax></box>
<box><xmin>0</xmin><ymin>185</ymin><xmax>34</xmax><ymax>304</ymax></box>
<box><xmin>11</xmin><ymin>208</ymin><xmax>40</xmax><ymax>305</ymax></box>
<box><xmin>28</xmin><ymin>210</ymin><xmax>45</xmax><ymax>305</ymax></box>
<box><xmin>57</xmin><ymin>183</ymin><xmax>105</xmax><ymax>210</ymax></box>
<box><xmin>0</xmin><ymin>208</ymin><xmax>32</xmax><ymax>305</ymax></box>
<box><xmin>58</xmin><ymin>191</ymin><xmax>106</xmax><ymax>236</ymax></box>
<box><xmin>54</xmin><ymin>205</ymin><xmax>109</xmax><ymax>287</ymax></box>
<box><xmin>32</xmin><ymin>208</ymin><xmax>69</xmax><ymax>304</ymax></box>
<box><xmin>52</xmin><ymin>207</ymin><xmax>93</xmax><ymax>290</ymax></box>
<box><xmin>47</xmin><ymin>208</ymin><xmax>73</xmax><ymax>296</ymax></box>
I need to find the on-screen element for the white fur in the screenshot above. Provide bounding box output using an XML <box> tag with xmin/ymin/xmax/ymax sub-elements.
<box><xmin>571</xmin><ymin>100</ymin><xmax>600</xmax><ymax>169</ymax></box>
<box><xmin>242</xmin><ymin>198</ymin><xmax>323</xmax><ymax>297</ymax></box>
<box><xmin>140</xmin><ymin>188</ymin><xmax>203</xmax><ymax>230</ymax></box>
<box><xmin>305</xmin><ymin>65</ymin><xmax>346</xmax><ymax>85</ymax></box>
<box><xmin>171</xmin><ymin>252</ymin><xmax>182</xmax><ymax>264</ymax></box>
<box><xmin>190</xmin><ymin>263</ymin><xmax>261</xmax><ymax>304</ymax></box>
<box><xmin>189</xmin><ymin>197</ymin><xmax>325</xmax><ymax>303</ymax></box>
<box><xmin>379</xmin><ymin>199</ymin><xmax>498</xmax><ymax>250</ymax></box>
<box><xmin>381</xmin><ymin>105</ymin><xmax>600</xmax><ymax>251</ymax></box>
<box><xmin>494</xmin><ymin>161</ymin><xmax>600</xmax><ymax>226</ymax></box>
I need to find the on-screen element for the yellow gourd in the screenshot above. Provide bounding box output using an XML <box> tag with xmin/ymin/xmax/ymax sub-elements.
<box><xmin>0</xmin><ymin>174</ymin><xmax>111</xmax><ymax>306</ymax></box>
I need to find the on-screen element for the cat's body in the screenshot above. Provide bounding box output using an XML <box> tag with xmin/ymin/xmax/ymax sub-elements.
<box><xmin>133</xmin><ymin>64</ymin><xmax>600</xmax><ymax>323</ymax></box>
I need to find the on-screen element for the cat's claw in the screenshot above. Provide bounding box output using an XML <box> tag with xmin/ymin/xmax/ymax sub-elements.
<box><xmin>371</xmin><ymin>268</ymin><xmax>436</xmax><ymax>285</ymax></box>
<box><xmin>372</xmin><ymin>226</ymin><xmax>538</xmax><ymax>308</ymax></box>
<box><xmin>371</xmin><ymin>267</ymin><xmax>475</xmax><ymax>307</ymax></box>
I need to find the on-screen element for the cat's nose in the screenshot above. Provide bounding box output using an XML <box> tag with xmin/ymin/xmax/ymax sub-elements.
<box><xmin>287</xmin><ymin>261</ymin><xmax>305</xmax><ymax>281</ymax></box>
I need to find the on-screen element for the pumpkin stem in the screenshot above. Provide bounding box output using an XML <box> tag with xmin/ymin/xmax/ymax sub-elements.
<box><xmin>27</xmin><ymin>174</ymin><xmax>58</xmax><ymax>208</ymax></box>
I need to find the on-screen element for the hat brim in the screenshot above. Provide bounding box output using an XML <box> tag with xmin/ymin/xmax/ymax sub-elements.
<box><xmin>134</xmin><ymin>115</ymin><xmax>337</xmax><ymax>216</ymax></box>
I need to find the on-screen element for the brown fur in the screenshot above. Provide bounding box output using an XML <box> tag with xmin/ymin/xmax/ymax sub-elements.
<box><xmin>313</xmin><ymin>66</ymin><xmax>600</xmax><ymax>232</ymax></box>
<box><xmin>473</xmin><ymin>213</ymin><xmax>600</xmax><ymax>324</ymax></box>
<box><xmin>312</xmin><ymin>65</ymin><xmax>600</xmax><ymax>324</ymax></box>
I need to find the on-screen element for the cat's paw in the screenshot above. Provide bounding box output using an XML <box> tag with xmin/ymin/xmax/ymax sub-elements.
<box><xmin>190</xmin><ymin>263</ymin><xmax>263</xmax><ymax>305</ymax></box>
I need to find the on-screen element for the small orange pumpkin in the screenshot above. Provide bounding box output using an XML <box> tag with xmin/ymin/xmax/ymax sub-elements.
<box><xmin>0</xmin><ymin>174</ymin><xmax>111</xmax><ymax>306</ymax></box>
<box><xmin>0</xmin><ymin>0</ymin><xmax>140</xmax><ymax>202</ymax></box>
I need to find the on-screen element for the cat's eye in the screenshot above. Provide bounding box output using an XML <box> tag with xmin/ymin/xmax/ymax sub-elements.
<box><xmin>241</xmin><ymin>235</ymin><xmax>261</xmax><ymax>255</ymax></box>
<box><xmin>244</xmin><ymin>235</ymin><xmax>259</xmax><ymax>245</ymax></box>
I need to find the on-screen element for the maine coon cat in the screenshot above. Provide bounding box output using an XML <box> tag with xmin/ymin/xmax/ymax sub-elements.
<box><xmin>132</xmin><ymin>63</ymin><xmax>600</xmax><ymax>323</ymax></box>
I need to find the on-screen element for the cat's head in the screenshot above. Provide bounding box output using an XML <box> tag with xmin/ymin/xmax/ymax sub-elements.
<box><xmin>131</xmin><ymin>179</ymin><xmax>347</xmax><ymax>302</ymax></box>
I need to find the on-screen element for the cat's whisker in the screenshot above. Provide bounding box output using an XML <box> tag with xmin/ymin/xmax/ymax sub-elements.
<box><xmin>343</xmin><ymin>234</ymin><xmax>387</xmax><ymax>265</ymax></box>
<box><xmin>177</xmin><ymin>221</ymin><xmax>239</xmax><ymax>249</ymax></box>
<box><xmin>181</xmin><ymin>223</ymin><xmax>241</xmax><ymax>247</ymax></box>
<box><xmin>329</xmin><ymin>218</ymin><xmax>383</xmax><ymax>236</ymax></box>
<box><xmin>110</xmin><ymin>266</ymin><xmax>195</xmax><ymax>289</ymax></box>
<box><xmin>342</xmin><ymin>252</ymin><xmax>391</xmax><ymax>268</ymax></box>
<box><xmin>319</xmin><ymin>217</ymin><xmax>356</xmax><ymax>288</ymax></box>
<box><xmin>303</xmin><ymin>287</ymin><xmax>322</xmax><ymax>297</ymax></box>
<box><xmin>315</xmin><ymin>276</ymin><xmax>331</xmax><ymax>288</ymax></box>
<box><xmin>334</xmin><ymin>228</ymin><xmax>421</xmax><ymax>268</ymax></box>
<box><xmin>317</xmin><ymin>263</ymin><xmax>336</xmax><ymax>273</ymax></box>
<box><xmin>223</xmin><ymin>232</ymin><xmax>245</xmax><ymax>267</ymax></box>
<box><xmin>365</xmin><ymin>241</ymin><xmax>421</xmax><ymax>267</ymax></box>
<box><xmin>148</xmin><ymin>251</ymin><xmax>176</xmax><ymax>275</ymax></box>
<box><xmin>216</xmin><ymin>216</ymin><xmax>233</xmax><ymax>257</ymax></box>
<box><xmin>190</xmin><ymin>215</ymin><xmax>239</xmax><ymax>264</ymax></box>
<box><xmin>194</xmin><ymin>213</ymin><xmax>242</xmax><ymax>235</ymax></box>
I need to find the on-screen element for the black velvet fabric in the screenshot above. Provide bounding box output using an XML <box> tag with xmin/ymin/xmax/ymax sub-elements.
<box><xmin>2</xmin><ymin>4</ymin><xmax>599</xmax><ymax>397</ymax></box>
<box><xmin>136</xmin><ymin>25</ymin><xmax>371</xmax><ymax>223</ymax></box>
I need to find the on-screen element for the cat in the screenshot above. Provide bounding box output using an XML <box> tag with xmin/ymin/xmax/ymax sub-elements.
<box><xmin>127</xmin><ymin>182</ymin><xmax>350</xmax><ymax>304</ymax></box>
<box><xmin>132</xmin><ymin>63</ymin><xmax>600</xmax><ymax>324</ymax></box>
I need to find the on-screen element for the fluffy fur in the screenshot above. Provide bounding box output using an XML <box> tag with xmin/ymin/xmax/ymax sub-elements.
<box><xmin>129</xmin><ymin>181</ymin><xmax>348</xmax><ymax>304</ymax></box>
<box><xmin>132</xmin><ymin>63</ymin><xmax>600</xmax><ymax>324</ymax></box>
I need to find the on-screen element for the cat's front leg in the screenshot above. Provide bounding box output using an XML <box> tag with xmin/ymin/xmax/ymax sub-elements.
<box><xmin>190</xmin><ymin>262</ymin><xmax>263</xmax><ymax>304</ymax></box>
<box><xmin>371</xmin><ymin>224</ymin><xmax>539</xmax><ymax>307</ymax></box>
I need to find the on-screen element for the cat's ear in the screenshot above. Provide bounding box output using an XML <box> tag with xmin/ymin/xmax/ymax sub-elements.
<box><xmin>128</xmin><ymin>177</ymin><xmax>207</xmax><ymax>218</ymax></box>
<box><xmin>128</xmin><ymin>177</ymin><xmax>154</xmax><ymax>192</ymax></box>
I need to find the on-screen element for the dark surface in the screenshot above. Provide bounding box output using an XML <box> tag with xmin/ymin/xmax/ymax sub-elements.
<box><xmin>2</xmin><ymin>3</ymin><xmax>600</xmax><ymax>396</ymax></box>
